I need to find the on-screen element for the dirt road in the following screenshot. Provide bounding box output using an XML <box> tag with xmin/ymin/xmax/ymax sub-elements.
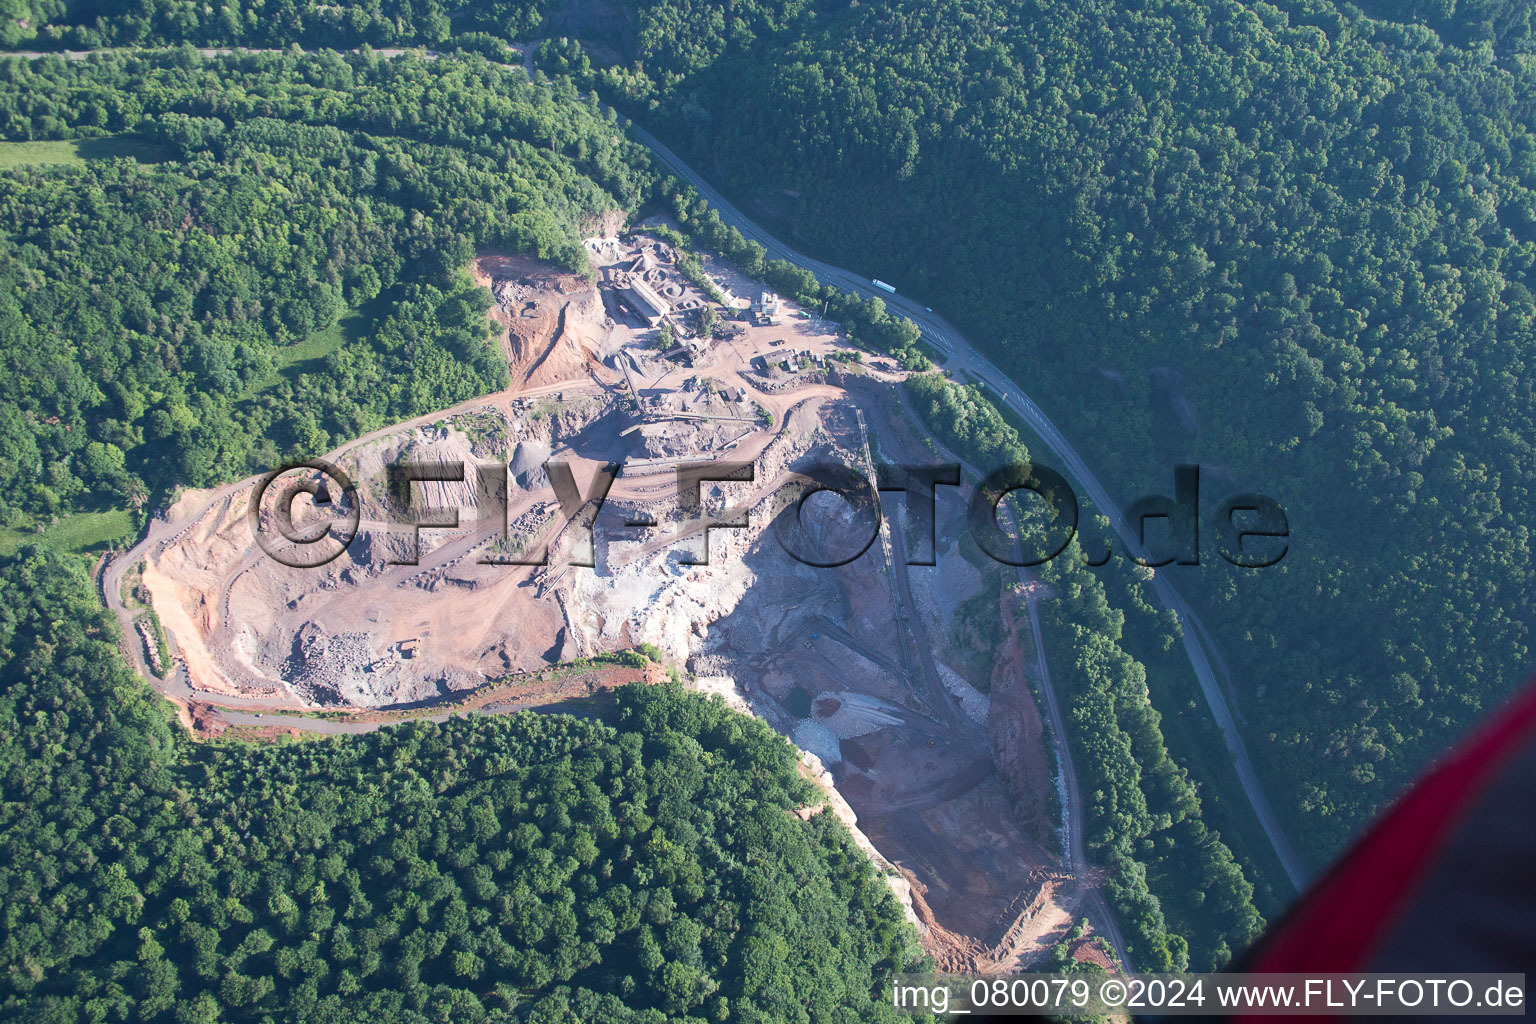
<box><xmin>856</xmin><ymin>384</ymin><xmax>1134</xmax><ymax>970</ymax></box>
<box><xmin>631</xmin><ymin>120</ymin><xmax>1309</xmax><ymax>894</ymax></box>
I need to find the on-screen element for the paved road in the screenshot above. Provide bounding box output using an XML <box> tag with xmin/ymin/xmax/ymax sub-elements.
<box><xmin>27</xmin><ymin>41</ymin><xmax>1305</xmax><ymax>888</ymax></box>
<box><xmin>861</xmin><ymin>387</ymin><xmax>1134</xmax><ymax>969</ymax></box>
<box><xmin>632</xmin><ymin>122</ymin><xmax>1310</xmax><ymax>893</ymax></box>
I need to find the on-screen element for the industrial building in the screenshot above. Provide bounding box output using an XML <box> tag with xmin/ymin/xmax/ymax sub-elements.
<box><xmin>752</xmin><ymin>291</ymin><xmax>782</xmax><ymax>326</ymax></box>
<box><xmin>617</xmin><ymin>273</ymin><xmax>672</xmax><ymax>327</ymax></box>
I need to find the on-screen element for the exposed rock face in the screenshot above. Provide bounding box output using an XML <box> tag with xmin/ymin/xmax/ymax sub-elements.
<box><xmin>565</xmin><ymin>544</ymin><xmax>757</xmax><ymax>665</ymax></box>
<box><xmin>140</xmin><ymin>274</ymin><xmax>1065</xmax><ymax>967</ymax></box>
<box><xmin>475</xmin><ymin>253</ymin><xmax>623</xmax><ymax>388</ymax></box>
<box><xmin>280</xmin><ymin>623</ymin><xmax>481</xmax><ymax>707</ymax></box>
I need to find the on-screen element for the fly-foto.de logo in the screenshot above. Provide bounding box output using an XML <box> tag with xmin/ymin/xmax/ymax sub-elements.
<box><xmin>250</xmin><ymin>459</ymin><xmax>1288</xmax><ymax>571</ymax></box>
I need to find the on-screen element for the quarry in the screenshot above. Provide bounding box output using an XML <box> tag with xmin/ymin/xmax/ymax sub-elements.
<box><xmin>111</xmin><ymin>232</ymin><xmax>1097</xmax><ymax>971</ymax></box>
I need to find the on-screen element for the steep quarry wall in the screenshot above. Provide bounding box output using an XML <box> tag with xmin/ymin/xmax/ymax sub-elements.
<box><xmin>135</xmin><ymin>257</ymin><xmax>1068</xmax><ymax>970</ymax></box>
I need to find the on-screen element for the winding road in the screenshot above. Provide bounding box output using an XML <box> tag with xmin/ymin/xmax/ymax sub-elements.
<box><xmin>629</xmin><ymin>123</ymin><xmax>1310</xmax><ymax>894</ymax></box>
<box><xmin>17</xmin><ymin>39</ymin><xmax>1306</xmax><ymax>925</ymax></box>
<box><xmin>861</xmin><ymin>385</ymin><xmax>1134</xmax><ymax>970</ymax></box>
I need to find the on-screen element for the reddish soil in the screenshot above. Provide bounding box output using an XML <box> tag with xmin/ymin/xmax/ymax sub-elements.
<box><xmin>177</xmin><ymin>658</ymin><xmax>668</xmax><ymax>743</ymax></box>
<box><xmin>829</xmin><ymin>723</ymin><xmax>1056</xmax><ymax>964</ymax></box>
<box><xmin>988</xmin><ymin>590</ymin><xmax>1053</xmax><ymax>844</ymax></box>
<box><xmin>479</xmin><ymin>661</ymin><xmax>667</xmax><ymax>712</ymax></box>
<box><xmin>184</xmin><ymin>703</ymin><xmax>306</xmax><ymax>744</ymax></box>
<box><xmin>473</xmin><ymin>253</ymin><xmax>611</xmax><ymax>389</ymax></box>
<box><xmin>1073</xmin><ymin>936</ymin><xmax>1115</xmax><ymax>971</ymax></box>
<box><xmin>186</xmin><ymin>700</ymin><xmax>228</xmax><ymax>737</ymax></box>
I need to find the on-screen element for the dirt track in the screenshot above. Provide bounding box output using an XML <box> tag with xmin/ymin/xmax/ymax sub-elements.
<box><xmin>102</xmin><ymin>244</ymin><xmax>1099</xmax><ymax>971</ymax></box>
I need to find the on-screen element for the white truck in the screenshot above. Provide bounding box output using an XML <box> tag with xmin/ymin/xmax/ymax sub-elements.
<box><xmin>871</xmin><ymin>278</ymin><xmax>896</xmax><ymax>294</ymax></box>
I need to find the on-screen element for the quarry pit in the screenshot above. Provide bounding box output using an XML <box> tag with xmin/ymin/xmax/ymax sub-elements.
<box><xmin>120</xmin><ymin>235</ymin><xmax>1092</xmax><ymax>970</ymax></box>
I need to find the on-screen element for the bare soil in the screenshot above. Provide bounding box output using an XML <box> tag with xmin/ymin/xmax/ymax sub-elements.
<box><xmin>473</xmin><ymin>253</ymin><xmax>616</xmax><ymax>388</ymax></box>
<box><xmin>131</xmin><ymin>242</ymin><xmax>1075</xmax><ymax>969</ymax></box>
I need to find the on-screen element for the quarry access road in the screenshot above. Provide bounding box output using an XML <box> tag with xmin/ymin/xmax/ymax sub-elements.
<box><xmin>46</xmin><ymin>42</ymin><xmax>1303</xmax><ymax>890</ymax></box>
<box><xmin>99</xmin><ymin>372</ymin><xmax>598</xmax><ymax>717</ymax></box>
<box><xmin>103</xmin><ymin>479</ymin><xmax>252</xmax><ymax>682</ymax></box>
<box><xmin>630</xmin><ymin>121</ymin><xmax>1310</xmax><ymax>895</ymax></box>
<box><xmin>1022</xmin><ymin>582</ymin><xmax>1133</xmax><ymax>972</ymax></box>
<box><xmin>859</xmin><ymin>384</ymin><xmax>1133</xmax><ymax>972</ymax></box>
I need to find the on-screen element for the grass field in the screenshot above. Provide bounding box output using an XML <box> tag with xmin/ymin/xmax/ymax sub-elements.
<box><xmin>274</xmin><ymin>313</ymin><xmax>360</xmax><ymax>370</ymax></box>
<box><xmin>244</xmin><ymin>312</ymin><xmax>364</xmax><ymax>397</ymax></box>
<box><xmin>0</xmin><ymin>139</ymin><xmax>86</xmax><ymax>168</ymax></box>
<box><xmin>0</xmin><ymin>508</ymin><xmax>138</xmax><ymax>557</ymax></box>
<box><xmin>0</xmin><ymin>135</ymin><xmax>168</xmax><ymax>169</ymax></box>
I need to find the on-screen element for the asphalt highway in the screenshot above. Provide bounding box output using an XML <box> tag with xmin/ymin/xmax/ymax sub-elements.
<box><xmin>632</xmin><ymin>122</ymin><xmax>1310</xmax><ymax>894</ymax></box>
<box><xmin>32</xmin><ymin>40</ymin><xmax>1308</xmax><ymax>892</ymax></box>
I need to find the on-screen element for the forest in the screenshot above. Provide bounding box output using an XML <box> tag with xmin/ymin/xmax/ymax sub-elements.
<box><xmin>3</xmin><ymin>0</ymin><xmax>551</xmax><ymax>50</ymax></box>
<box><xmin>0</xmin><ymin>49</ymin><xmax>652</xmax><ymax>526</ymax></box>
<box><xmin>0</xmin><ymin>547</ymin><xmax>927</xmax><ymax>1021</ymax></box>
<box><xmin>7</xmin><ymin>0</ymin><xmax>1536</xmax><ymax>986</ymax></box>
<box><xmin>570</xmin><ymin>0</ymin><xmax>1536</xmax><ymax>869</ymax></box>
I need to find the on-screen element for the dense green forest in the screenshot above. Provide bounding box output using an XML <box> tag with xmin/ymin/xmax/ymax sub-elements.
<box><xmin>904</xmin><ymin>373</ymin><xmax>1264</xmax><ymax>971</ymax></box>
<box><xmin>0</xmin><ymin>49</ymin><xmax>650</xmax><ymax>525</ymax></box>
<box><xmin>5</xmin><ymin>0</ymin><xmax>548</xmax><ymax>49</ymax></box>
<box><xmin>0</xmin><ymin>1</ymin><xmax>58</xmax><ymax>48</ymax></box>
<box><xmin>0</xmin><ymin>547</ymin><xmax>927</xmax><ymax>1021</ymax></box>
<box><xmin>579</xmin><ymin>0</ymin><xmax>1536</xmax><ymax>867</ymax></box>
